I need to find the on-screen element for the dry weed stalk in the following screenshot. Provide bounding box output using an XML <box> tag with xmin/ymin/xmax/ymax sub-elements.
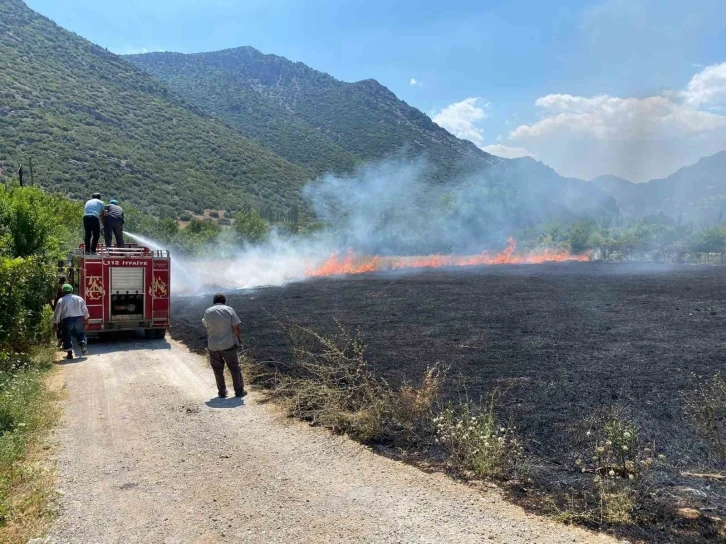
<box><xmin>433</xmin><ymin>390</ymin><xmax>523</xmax><ymax>479</ymax></box>
<box><xmin>270</xmin><ymin>321</ymin><xmax>445</xmax><ymax>444</ymax></box>
<box><xmin>571</xmin><ymin>407</ymin><xmax>663</xmax><ymax>526</ymax></box>
<box><xmin>682</xmin><ymin>373</ymin><xmax>726</xmax><ymax>462</ymax></box>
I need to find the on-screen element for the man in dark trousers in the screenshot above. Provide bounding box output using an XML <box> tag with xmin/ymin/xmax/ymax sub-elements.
<box><xmin>54</xmin><ymin>284</ymin><xmax>89</xmax><ymax>360</ymax></box>
<box><xmin>102</xmin><ymin>199</ymin><xmax>125</xmax><ymax>248</ymax></box>
<box><xmin>50</xmin><ymin>275</ymin><xmax>67</xmax><ymax>348</ymax></box>
<box><xmin>83</xmin><ymin>192</ymin><xmax>104</xmax><ymax>254</ymax></box>
<box><xmin>202</xmin><ymin>293</ymin><xmax>247</xmax><ymax>398</ymax></box>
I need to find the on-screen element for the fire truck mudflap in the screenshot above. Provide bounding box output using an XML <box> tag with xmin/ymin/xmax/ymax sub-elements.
<box><xmin>65</xmin><ymin>244</ymin><xmax>171</xmax><ymax>338</ymax></box>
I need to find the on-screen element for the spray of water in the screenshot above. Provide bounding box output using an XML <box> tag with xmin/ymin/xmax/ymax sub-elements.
<box><xmin>125</xmin><ymin>232</ymin><xmax>200</xmax><ymax>292</ymax></box>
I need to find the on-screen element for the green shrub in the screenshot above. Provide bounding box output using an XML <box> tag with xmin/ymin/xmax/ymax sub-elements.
<box><xmin>0</xmin><ymin>258</ymin><xmax>54</xmax><ymax>352</ymax></box>
<box><xmin>0</xmin><ymin>184</ymin><xmax>82</xmax><ymax>259</ymax></box>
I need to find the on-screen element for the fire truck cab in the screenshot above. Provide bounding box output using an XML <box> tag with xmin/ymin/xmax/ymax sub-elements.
<box><xmin>63</xmin><ymin>243</ymin><xmax>171</xmax><ymax>338</ymax></box>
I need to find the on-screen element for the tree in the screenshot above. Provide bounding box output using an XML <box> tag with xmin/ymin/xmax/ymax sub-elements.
<box><xmin>588</xmin><ymin>229</ymin><xmax>615</xmax><ymax>261</ymax></box>
<box><xmin>566</xmin><ymin>221</ymin><xmax>596</xmax><ymax>254</ymax></box>
<box><xmin>233</xmin><ymin>209</ymin><xmax>269</xmax><ymax>244</ymax></box>
<box><xmin>690</xmin><ymin>227</ymin><xmax>726</xmax><ymax>263</ymax></box>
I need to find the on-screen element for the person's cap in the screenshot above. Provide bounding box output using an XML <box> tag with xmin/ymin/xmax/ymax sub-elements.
<box><xmin>110</xmin><ymin>199</ymin><xmax>118</xmax><ymax>205</ymax></box>
<box><xmin>92</xmin><ymin>192</ymin><xmax>101</xmax><ymax>198</ymax></box>
<box><xmin>62</xmin><ymin>284</ymin><xmax>73</xmax><ymax>293</ymax></box>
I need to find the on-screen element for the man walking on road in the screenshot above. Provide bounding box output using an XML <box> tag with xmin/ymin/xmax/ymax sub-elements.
<box><xmin>54</xmin><ymin>284</ymin><xmax>90</xmax><ymax>360</ymax></box>
<box><xmin>83</xmin><ymin>192</ymin><xmax>104</xmax><ymax>254</ymax></box>
<box><xmin>202</xmin><ymin>293</ymin><xmax>247</xmax><ymax>398</ymax></box>
<box><xmin>102</xmin><ymin>199</ymin><xmax>125</xmax><ymax>248</ymax></box>
<box><xmin>50</xmin><ymin>275</ymin><xmax>68</xmax><ymax>348</ymax></box>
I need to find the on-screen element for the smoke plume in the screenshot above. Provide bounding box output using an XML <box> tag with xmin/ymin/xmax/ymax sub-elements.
<box><xmin>153</xmin><ymin>157</ymin><xmax>613</xmax><ymax>293</ymax></box>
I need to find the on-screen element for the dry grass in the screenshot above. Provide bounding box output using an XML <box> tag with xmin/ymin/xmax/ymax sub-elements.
<box><xmin>682</xmin><ymin>372</ymin><xmax>726</xmax><ymax>463</ymax></box>
<box><xmin>547</xmin><ymin>406</ymin><xmax>666</xmax><ymax>529</ymax></box>
<box><xmin>254</xmin><ymin>322</ymin><xmax>445</xmax><ymax>445</ymax></box>
<box><xmin>0</xmin><ymin>348</ymin><xmax>63</xmax><ymax>544</ymax></box>
<box><xmin>249</xmin><ymin>321</ymin><xmax>524</xmax><ymax>484</ymax></box>
<box><xmin>433</xmin><ymin>393</ymin><xmax>523</xmax><ymax>479</ymax></box>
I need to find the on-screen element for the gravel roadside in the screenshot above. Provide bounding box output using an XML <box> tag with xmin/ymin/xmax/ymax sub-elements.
<box><xmin>47</xmin><ymin>338</ymin><xmax>618</xmax><ymax>543</ymax></box>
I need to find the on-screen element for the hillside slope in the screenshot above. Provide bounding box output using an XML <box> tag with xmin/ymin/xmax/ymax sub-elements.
<box><xmin>0</xmin><ymin>0</ymin><xmax>311</xmax><ymax>217</ymax></box>
<box><xmin>127</xmin><ymin>47</ymin><xmax>618</xmax><ymax>225</ymax></box>
<box><xmin>126</xmin><ymin>47</ymin><xmax>501</xmax><ymax>178</ymax></box>
<box><xmin>592</xmin><ymin>151</ymin><xmax>726</xmax><ymax>222</ymax></box>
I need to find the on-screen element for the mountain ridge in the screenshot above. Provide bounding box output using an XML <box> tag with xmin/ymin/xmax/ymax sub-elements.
<box><xmin>591</xmin><ymin>151</ymin><xmax>726</xmax><ymax>222</ymax></box>
<box><xmin>126</xmin><ymin>46</ymin><xmax>618</xmax><ymax>226</ymax></box>
<box><xmin>126</xmin><ymin>46</ymin><xmax>501</xmax><ymax>179</ymax></box>
<box><xmin>0</xmin><ymin>0</ymin><xmax>312</xmax><ymax>217</ymax></box>
<box><xmin>2</xmin><ymin>0</ymin><xmax>619</xmax><ymax>227</ymax></box>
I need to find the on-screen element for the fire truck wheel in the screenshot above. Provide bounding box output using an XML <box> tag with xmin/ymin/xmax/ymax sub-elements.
<box><xmin>145</xmin><ymin>328</ymin><xmax>166</xmax><ymax>340</ymax></box>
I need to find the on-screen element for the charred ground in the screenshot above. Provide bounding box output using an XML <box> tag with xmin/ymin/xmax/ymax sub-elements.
<box><xmin>172</xmin><ymin>262</ymin><xmax>726</xmax><ymax>536</ymax></box>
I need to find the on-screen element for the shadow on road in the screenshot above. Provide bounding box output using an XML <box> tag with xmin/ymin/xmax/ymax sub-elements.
<box><xmin>55</xmin><ymin>355</ymin><xmax>88</xmax><ymax>366</ymax></box>
<box><xmin>53</xmin><ymin>332</ymin><xmax>172</xmax><ymax>361</ymax></box>
<box><xmin>86</xmin><ymin>331</ymin><xmax>172</xmax><ymax>355</ymax></box>
<box><xmin>205</xmin><ymin>397</ymin><xmax>245</xmax><ymax>409</ymax></box>
<box><xmin>86</xmin><ymin>339</ymin><xmax>172</xmax><ymax>355</ymax></box>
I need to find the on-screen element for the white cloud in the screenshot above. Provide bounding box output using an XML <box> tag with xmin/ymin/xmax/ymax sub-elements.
<box><xmin>683</xmin><ymin>62</ymin><xmax>726</xmax><ymax>107</ymax></box>
<box><xmin>500</xmin><ymin>63</ymin><xmax>726</xmax><ymax>181</ymax></box>
<box><xmin>481</xmin><ymin>145</ymin><xmax>534</xmax><ymax>159</ymax></box>
<box><xmin>432</xmin><ymin>97</ymin><xmax>488</xmax><ymax>147</ymax></box>
<box><xmin>409</xmin><ymin>78</ymin><xmax>422</xmax><ymax>86</ymax></box>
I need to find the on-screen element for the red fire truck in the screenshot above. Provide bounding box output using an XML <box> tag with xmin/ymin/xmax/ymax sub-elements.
<box><xmin>64</xmin><ymin>243</ymin><xmax>171</xmax><ymax>338</ymax></box>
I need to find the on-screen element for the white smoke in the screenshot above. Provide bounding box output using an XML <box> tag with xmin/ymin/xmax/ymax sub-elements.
<box><xmin>135</xmin><ymin>157</ymin><xmax>613</xmax><ymax>294</ymax></box>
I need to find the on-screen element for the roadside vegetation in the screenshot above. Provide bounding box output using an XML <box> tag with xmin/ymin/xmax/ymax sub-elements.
<box><xmin>0</xmin><ymin>181</ymin><xmax>80</xmax><ymax>542</ymax></box>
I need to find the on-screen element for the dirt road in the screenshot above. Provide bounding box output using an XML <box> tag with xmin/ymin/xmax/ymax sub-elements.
<box><xmin>48</xmin><ymin>338</ymin><xmax>616</xmax><ymax>543</ymax></box>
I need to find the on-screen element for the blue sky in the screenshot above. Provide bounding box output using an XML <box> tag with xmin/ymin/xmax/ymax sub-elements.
<box><xmin>25</xmin><ymin>0</ymin><xmax>726</xmax><ymax>181</ymax></box>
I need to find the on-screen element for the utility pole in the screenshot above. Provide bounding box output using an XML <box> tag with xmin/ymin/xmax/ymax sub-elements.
<box><xmin>28</xmin><ymin>157</ymin><xmax>34</xmax><ymax>186</ymax></box>
<box><xmin>17</xmin><ymin>164</ymin><xmax>23</xmax><ymax>187</ymax></box>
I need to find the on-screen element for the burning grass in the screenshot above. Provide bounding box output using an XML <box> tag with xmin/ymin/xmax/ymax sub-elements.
<box><xmin>306</xmin><ymin>237</ymin><xmax>590</xmax><ymax>277</ymax></box>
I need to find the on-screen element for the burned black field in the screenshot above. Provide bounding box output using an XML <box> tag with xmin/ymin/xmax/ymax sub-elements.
<box><xmin>174</xmin><ymin>262</ymin><xmax>723</xmax><ymax>453</ymax></box>
<box><xmin>173</xmin><ymin>261</ymin><xmax>726</xmax><ymax>528</ymax></box>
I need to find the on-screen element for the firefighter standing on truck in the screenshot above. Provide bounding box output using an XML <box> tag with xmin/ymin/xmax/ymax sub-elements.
<box><xmin>83</xmin><ymin>192</ymin><xmax>104</xmax><ymax>254</ymax></box>
<box><xmin>202</xmin><ymin>293</ymin><xmax>247</xmax><ymax>398</ymax></box>
<box><xmin>102</xmin><ymin>199</ymin><xmax>125</xmax><ymax>249</ymax></box>
<box><xmin>54</xmin><ymin>284</ymin><xmax>90</xmax><ymax>360</ymax></box>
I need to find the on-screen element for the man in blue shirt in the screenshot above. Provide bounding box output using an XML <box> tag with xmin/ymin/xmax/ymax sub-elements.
<box><xmin>83</xmin><ymin>192</ymin><xmax>104</xmax><ymax>254</ymax></box>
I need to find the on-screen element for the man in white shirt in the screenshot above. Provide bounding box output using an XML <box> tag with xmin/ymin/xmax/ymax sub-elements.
<box><xmin>54</xmin><ymin>284</ymin><xmax>90</xmax><ymax>360</ymax></box>
<box><xmin>202</xmin><ymin>293</ymin><xmax>246</xmax><ymax>398</ymax></box>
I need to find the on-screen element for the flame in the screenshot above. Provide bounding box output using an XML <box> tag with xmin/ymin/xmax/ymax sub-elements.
<box><xmin>306</xmin><ymin>249</ymin><xmax>381</xmax><ymax>278</ymax></box>
<box><xmin>306</xmin><ymin>238</ymin><xmax>589</xmax><ymax>278</ymax></box>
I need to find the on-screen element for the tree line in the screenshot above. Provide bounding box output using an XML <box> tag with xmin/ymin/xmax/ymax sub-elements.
<box><xmin>521</xmin><ymin>214</ymin><xmax>726</xmax><ymax>263</ymax></box>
